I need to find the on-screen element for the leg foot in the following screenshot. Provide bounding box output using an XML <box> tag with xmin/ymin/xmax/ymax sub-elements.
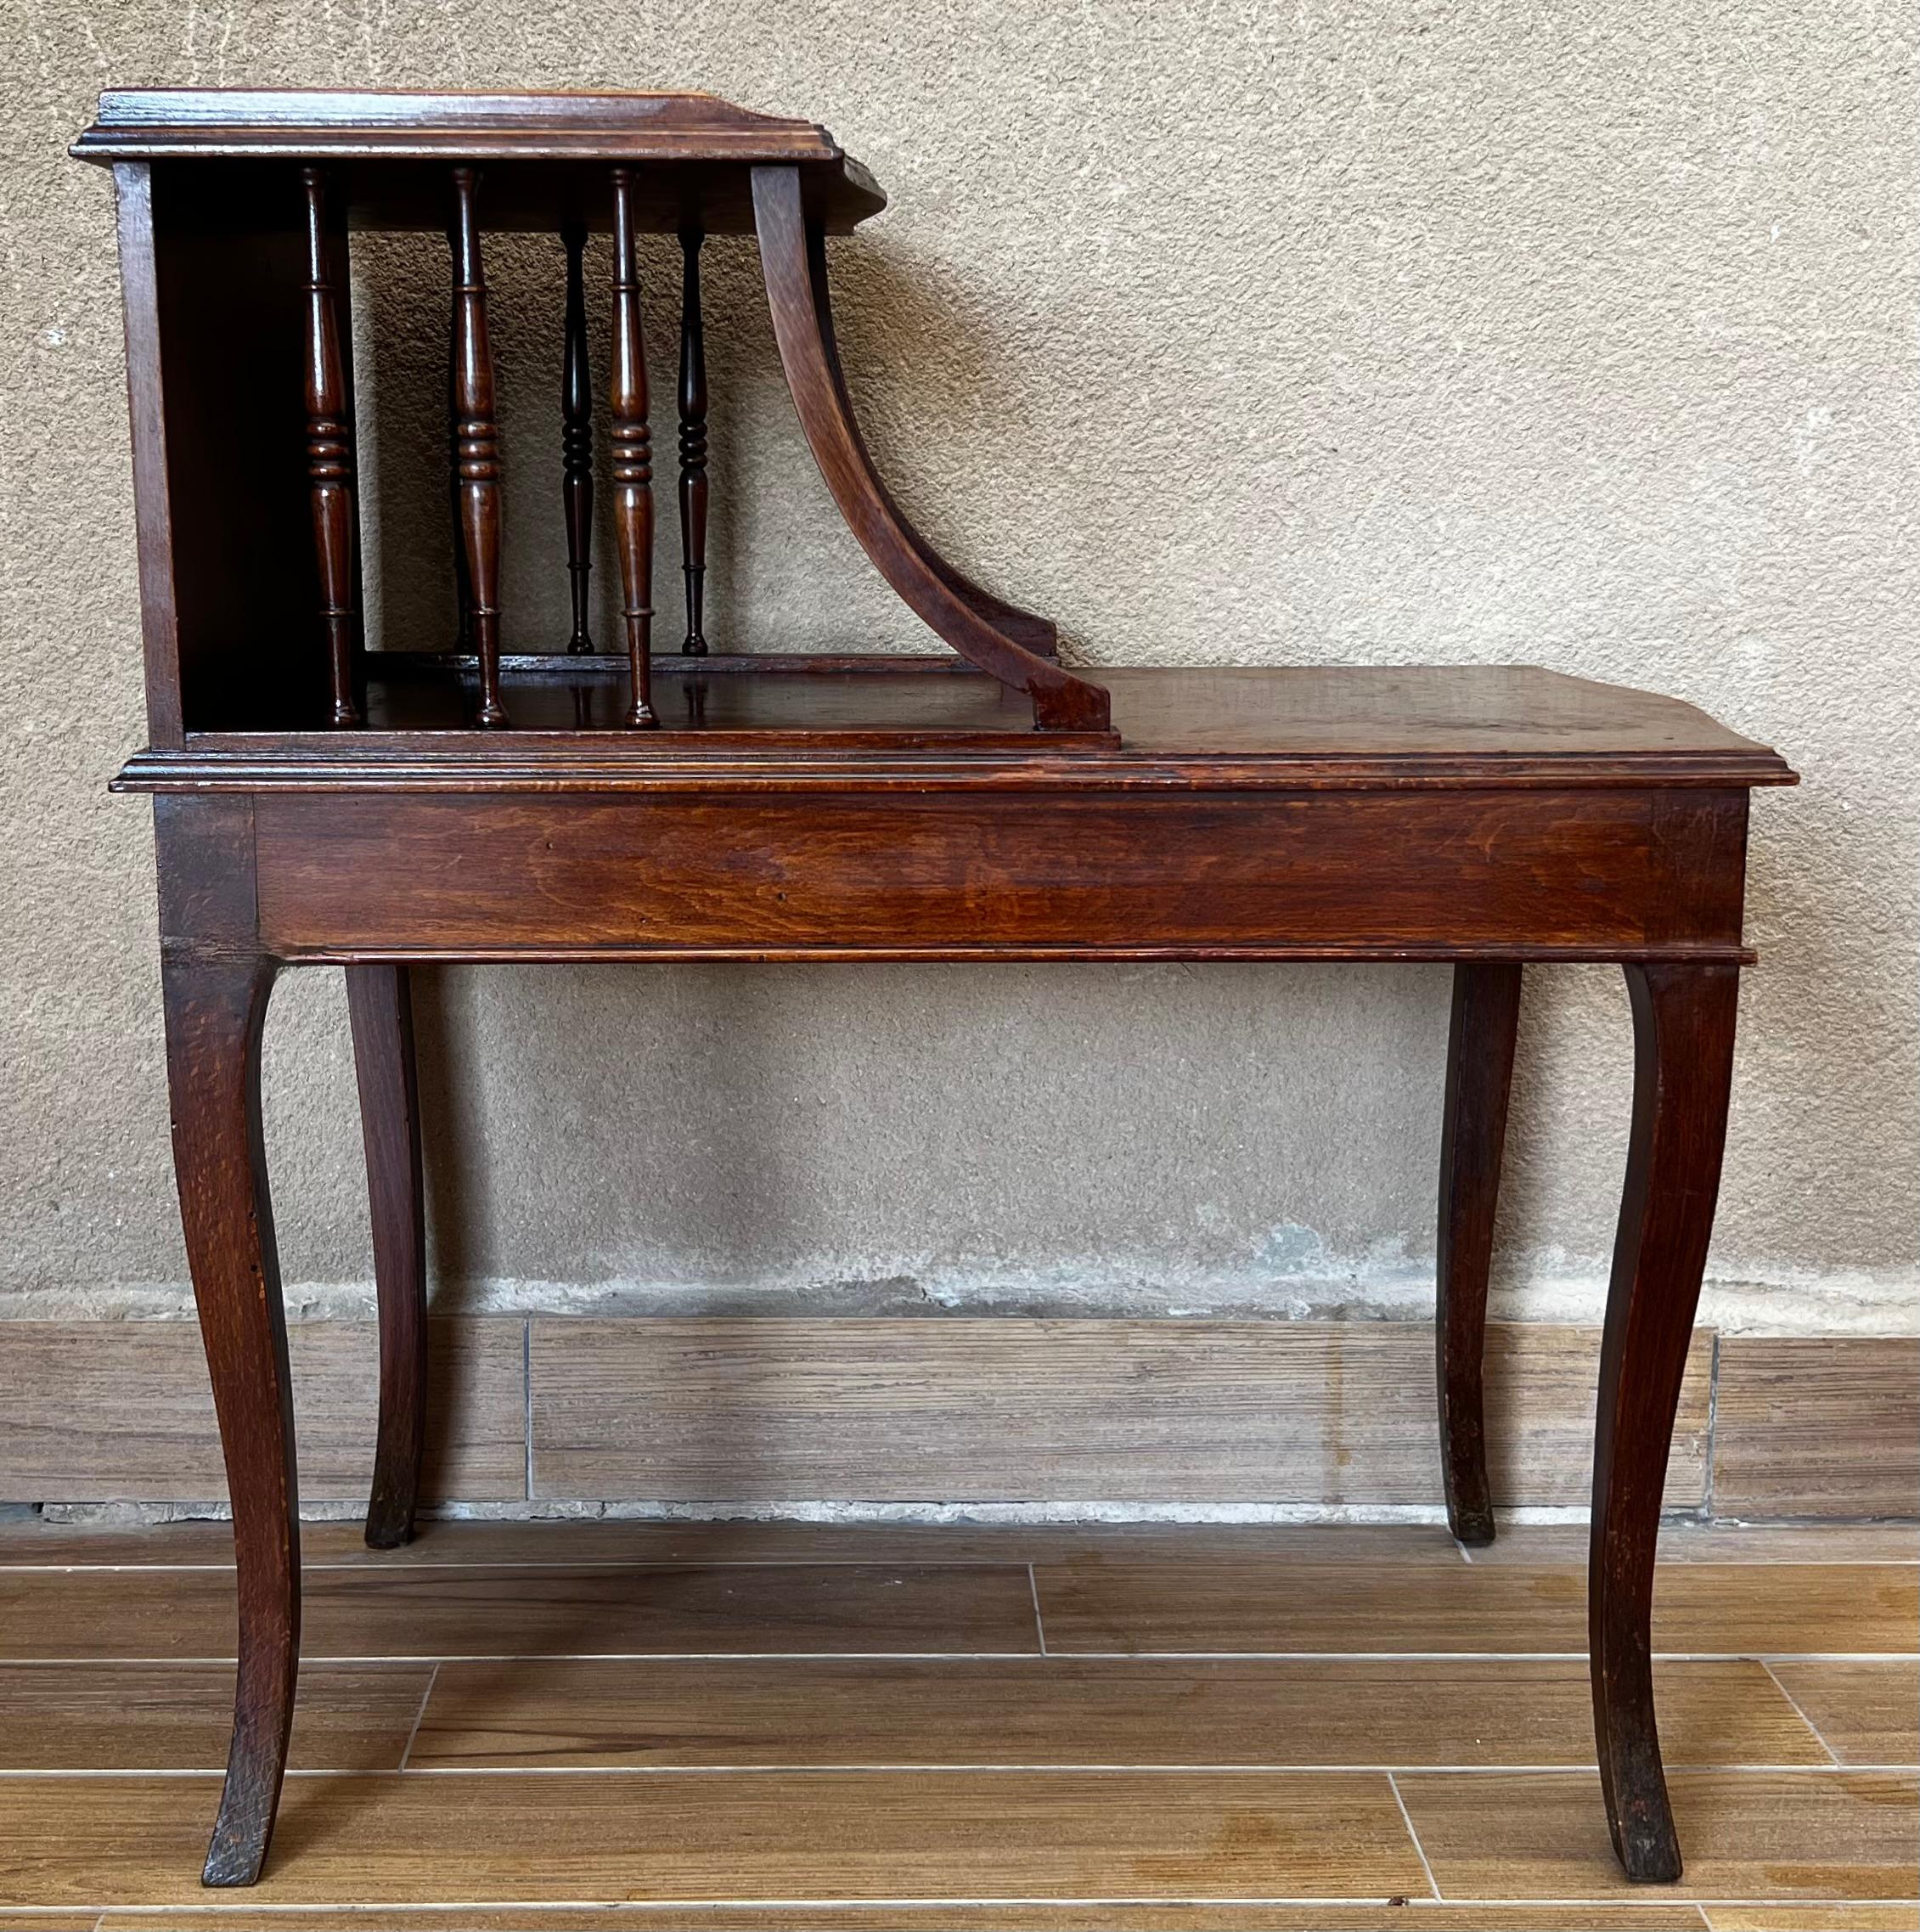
<box><xmin>1591</xmin><ymin>961</ymin><xmax>1738</xmax><ymax>1883</ymax></box>
<box><xmin>1435</xmin><ymin>962</ymin><xmax>1522</xmax><ymax>1546</ymax></box>
<box><xmin>346</xmin><ymin>963</ymin><xmax>427</xmax><ymax>1550</ymax></box>
<box><xmin>163</xmin><ymin>946</ymin><xmax>299</xmax><ymax>1887</ymax></box>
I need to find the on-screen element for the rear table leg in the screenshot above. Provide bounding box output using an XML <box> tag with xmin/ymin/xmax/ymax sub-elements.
<box><xmin>1434</xmin><ymin>962</ymin><xmax>1522</xmax><ymax>1545</ymax></box>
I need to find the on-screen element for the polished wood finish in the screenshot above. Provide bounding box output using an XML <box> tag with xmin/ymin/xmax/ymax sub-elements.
<box><xmin>446</xmin><ymin>223</ymin><xmax>473</xmax><ymax>655</ymax></box>
<box><xmin>608</xmin><ymin>167</ymin><xmax>656</xmax><ymax>729</ymax></box>
<box><xmin>448</xmin><ymin>168</ymin><xmax>505</xmax><ymax>727</ymax></box>
<box><xmin>78</xmin><ymin>88</ymin><xmax>1797</xmax><ymax>1889</ymax></box>
<box><xmin>559</xmin><ymin>221</ymin><xmax>594</xmax><ymax>655</ymax></box>
<box><xmin>156</xmin><ymin>803</ymin><xmax>299</xmax><ymax>1888</ymax></box>
<box><xmin>72</xmin><ymin>87</ymin><xmax>889</xmax><ymax>234</ymax></box>
<box><xmin>298</xmin><ymin>167</ymin><xmax>359</xmax><ymax>727</ymax></box>
<box><xmin>798</xmin><ymin>213</ymin><xmax>1061</xmax><ymax>663</ymax></box>
<box><xmin>345</xmin><ymin>964</ymin><xmax>427</xmax><ymax>1548</ymax></box>
<box><xmin>753</xmin><ymin>165</ymin><xmax>1105</xmax><ymax>730</ymax></box>
<box><xmin>245</xmin><ymin>784</ymin><xmax>1751</xmax><ymax>962</ymax></box>
<box><xmin>677</xmin><ymin>227</ymin><xmax>710</xmax><ymax>656</ymax></box>
<box><xmin>1591</xmin><ymin>963</ymin><xmax>1740</xmax><ymax>1882</ymax></box>
<box><xmin>120</xmin><ymin>662</ymin><xmax>1791</xmax><ymax>772</ymax></box>
<box><xmin>110</xmin><ymin>163</ymin><xmax>183</xmax><ymax>744</ymax></box>
<box><xmin>1435</xmin><ymin>961</ymin><xmax>1523</xmax><ymax>1544</ymax></box>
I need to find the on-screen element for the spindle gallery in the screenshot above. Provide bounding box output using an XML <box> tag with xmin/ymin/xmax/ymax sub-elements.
<box><xmin>73</xmin><ymin>88</ymin><xmax>1793</xmax><ymax>1889</ymax></box>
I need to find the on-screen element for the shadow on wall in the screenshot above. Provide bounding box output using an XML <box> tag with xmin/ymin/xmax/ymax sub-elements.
<box><xmin>392</xmin><ymin>959</ymin><xmax>1477</xmax><ymax>1314</ymax></box>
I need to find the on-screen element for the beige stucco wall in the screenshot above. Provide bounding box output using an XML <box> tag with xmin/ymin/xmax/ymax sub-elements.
<box><xmin>2</xmin><ymin>2</ymin><xmax>1914</xmax><ymax>1338</ymax></box>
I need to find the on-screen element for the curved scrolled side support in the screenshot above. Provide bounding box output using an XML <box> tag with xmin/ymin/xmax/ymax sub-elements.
<box><xmin>752</xmin><ymin>165</ymin><xmax>1108</xmax><ymax>735</ymax></box>
<box><xmin>800</xmin><ymin>222</ymin><xmax>1059</xmax><ymax>662</ymax></box>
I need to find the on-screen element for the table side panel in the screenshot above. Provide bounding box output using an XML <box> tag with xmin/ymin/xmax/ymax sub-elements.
<box><xmin>251</xmin><ymin>788</ymin><xmax>1749</xmax><ymax>960</ymax></box>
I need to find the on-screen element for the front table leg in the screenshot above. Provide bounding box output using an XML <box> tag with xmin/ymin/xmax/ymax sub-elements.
<box><xmin>1591</xmin><ymin>961</ymin><xmax>1738</xmax><ymax>1882</ymax></box>
<box><xmin>162</xmin><ymin>946</ymin><xmax>301</xmax><ymax>1886</ymax></box>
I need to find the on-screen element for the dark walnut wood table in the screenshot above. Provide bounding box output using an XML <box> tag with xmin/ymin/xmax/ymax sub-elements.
<box><xmin>74</xmin><ymin>87</ymin><xmax>1794</xmax><ymax>1890</ymax></box>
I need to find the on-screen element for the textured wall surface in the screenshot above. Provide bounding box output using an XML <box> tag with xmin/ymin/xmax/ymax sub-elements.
<box><xmin>2</xmin><ymin>2</ymin><xmax>1914</xmax><ymax>1340</ymax></box>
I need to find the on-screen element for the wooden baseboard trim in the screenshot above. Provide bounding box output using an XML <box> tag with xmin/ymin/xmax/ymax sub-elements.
<box><xmin>0</xmin><ymin>1318</ymin><xmax>1910</xmax><ymax>1521</ymax></box>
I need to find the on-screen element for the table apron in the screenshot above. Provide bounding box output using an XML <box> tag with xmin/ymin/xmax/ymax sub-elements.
<box><xmin>245</xmin><ymin>786</ymin><xmax>1751</xmax><ymax>960</ymax></box>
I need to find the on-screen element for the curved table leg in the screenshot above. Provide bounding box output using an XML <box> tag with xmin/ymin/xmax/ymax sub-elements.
<box><xmin>162</xmin><ymin>946</ymin><xmax>299</xmax><ymax>1888</ymax></box>
<box><xmin>752</xmin><ymin>164</ymin><xmax>1108</xmax><ymax>734</ymax></box>
<box><xmin>1435</xmin><ymin>961</ymin><xmax>1522</xmax><ymax>1546</ymax></box>
<box><xmin>346</xmin><ymin>962</ymin><xmax>427</xmax><ymax>1550</ymax></box>
<box><xmin>1591</xmin><ymin>960</ymin><xmax>1738</xmax><ymax>1882</ymax></box>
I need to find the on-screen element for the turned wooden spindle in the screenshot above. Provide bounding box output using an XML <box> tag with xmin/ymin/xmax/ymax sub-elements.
<box><xmin>609</xmin><ymin>168</ymin><xmax>657</xmax><ymax>728</ymax></box>
<box><xmin>448</xmin><ymin>166</ymin><xmax>506</xmax><ymax>728</ymax></box>
<box><xmin>447</xmin><ymin>284</ymin><xmax>472</xmax><ymax>653</ymax></box>
<box><xmin>560</xmin><ymin>220</ymin><xmax>594</xmax><ymax>655</ymax></box>
<box><xmin>300</xmin><ymin>167</ymin><xmax>359</xmax><ymax>727</ymax></box>
<box><xmin>678</xmin><ymin>227</ymin><xmax>710</xmax><ymax>656</ymax></box>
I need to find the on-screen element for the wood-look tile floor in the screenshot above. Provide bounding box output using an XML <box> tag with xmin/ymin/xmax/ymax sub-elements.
<box><xmin>0</xmin><ymin>1520</ymin><xmax>1912</xmax><ymax>1924</ymax></box>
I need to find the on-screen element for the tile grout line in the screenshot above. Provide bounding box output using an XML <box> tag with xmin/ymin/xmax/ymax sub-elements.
<box><xmin>1028</xmin><ymin>1563</ymin><xmax>1047</xmax><ymax>1655</ymax></box>
<box><xmin>1386</xmin><ymin>1770</ymin><xmax>1442</xmax><ymax>1901</ymax></box>
<box><xmin>5</xmin><ymin>1549</ymin><xmax>1916</xmax><ymax>1574</ymax></box>
<box><xmin>0</xmin><ymin>1760</ymin><xmax>1907</xmax><ymax>1778</ymax></box>
<box><xmin>1759</xmin><ymin>1659</ymin><xmax>1843</xmax><ymax>1767</ymax></box>
<box><xmin>8</xmin><ymin>1649</ymin><xmax>1913</xmax><ymax>1665</ymax></box>
<box><xmin>52</xmin><ymin>1894</ymin><xmax>1920</xmax><ymax>1916</ymax></box>
<box><xmin>397</xmin><ymin>1661</ymin><xmax>441</xmax><ymax>1771</ymax></box>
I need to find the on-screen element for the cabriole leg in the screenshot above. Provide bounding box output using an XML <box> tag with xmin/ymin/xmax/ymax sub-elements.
<box><xmin>346</xmin><ymin>963</ymin><xmax>427</xmax><ymax>1550</ymax></box>
<box><xmin>162</xmin><ymin>945</ymin><xmax>299</xmax><ymax>1887</ymax></box>
<box><xmin>1435</xmin><ymin>961</ymin><xmax>1522</xmax><ymax>1545</ymax></box>
<box><xmin>1591</xmin><ymin>961</ymin><xmax>1738</xmax><ymax>1882</ymax></box>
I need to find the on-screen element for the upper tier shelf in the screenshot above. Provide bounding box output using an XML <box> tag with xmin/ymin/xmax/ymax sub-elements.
<box><xmin>69</xmin><ymin>87</ymin><xmax>887</xmax><ymax>234</ymax></box>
